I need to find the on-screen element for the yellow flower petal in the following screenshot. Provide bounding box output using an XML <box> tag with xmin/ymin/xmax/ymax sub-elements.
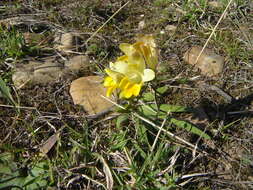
<box><xmin>131</xmin><ymin>84</ymin><xmax>141</xmax><ymax>96</ymax></box>
<box><xmin>132</xmin><ymin>41</ymin><xmax>143</xmax><ymax>53</ymax></box>
<box><xmin>120</xmin><ymin>43</ymin><xmax>145</xmax><ymax>72</ymax></box>
<box><xmin>105</xmin><ymin>68</ymin><xmax>123</xmax><ymax>83</ymax></box>
<box><xmin>135</xmin><ymin>35</ymin><xmax>158</xmax><ymax>70</ymax></box>
<box><xmin>113</xmin><ymin>60</ymin><xmax>129</xmax><ymax>74</ymax></box>
<box><xmin>103</xmin><ymin>76</ymin><xmax>114</xmax><ymax>87</ymax></box>
<box><xmin>141</xmin><ymin>45</ymin><xmax>151</xmax><ymax>58</ymax></box>
<box><xmin>117</xmin><ymin>55</ymin><xmax>128</xmax><ymax>62</ymax></box>
<box><xmin>136</xmin><ymin>34</ymin><xmax>156</xmax><ymax>48</ymax></box>
<box><xmin>106</xmin><ymin>86</ymin><xmax>116</xmax><ymax>97</ymax></box>
<box><xmin>119</xmin><ymin>77</ymin><xmax>129</xmax><ymax>89</ymax></box>
<box><xmin>119</xmin><ymin>83</ymin><xmax>142</xmax><ymax>99</ymax></box>
<box><xmin>120</xmin><ymin>87</ymin><xmax>133</xmax><ymax>99</ymax></box>
<box><xmin>119</xmin><ymin>43</ymin><xmax>135</xmax><ymax>56</ymax></box>
<box><xmin>125</xmin><ymin>70</ymin><xmax>142</xmax><ymax>84</ymax></box>
<box><xmin>147</xmin><ymin>56</ymin><xmax>158</xmax><ymax>70</ymax></box>
<box><xmin>143</xmin><ymin>69</ymin><xmax>155</xmax><ymax>82</ymax></box>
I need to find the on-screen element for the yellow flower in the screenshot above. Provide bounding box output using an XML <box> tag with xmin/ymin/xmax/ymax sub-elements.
<box><xmin>103</xmin><ymin>76</ymin><xmax>119</xmax><ymax>97</ymax></box>
<box><xmin>118</xmin><ymin>77</ymin><xmax>142</xmax><ymax>99</ymax></box>
<box><xmin>103</xmin><ymin>35</ymin><xmax>157</xmax><ymax>99</ymax></box>
<box><xmin>104</xmin><ymin>55</ymin><xmax>155</xmax><ymax>99</ymax></box>
<box><xmin>119</xmin><ymin>34</ymin><xmax>158</xmax><ymax>70</ymax></box>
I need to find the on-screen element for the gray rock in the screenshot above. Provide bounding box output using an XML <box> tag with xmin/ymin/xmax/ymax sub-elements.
<box><xmin>183</xmin><ymin>46</ymin><xmax>225</xmax><ymax>77</ymax></box>
<box><xmin>12</xmin><ymin>55</ymin><xmax>90</xmax><ymax>88</ymax></box>
<box><xmin>65</xmin><ymin>55</ymin><xmax>89</xmax><ymax>72</ymax></box>
<box><xmin>54</xmin><ymin>32</ymin><xmax>83</xmax><ymax>53</ymax></box>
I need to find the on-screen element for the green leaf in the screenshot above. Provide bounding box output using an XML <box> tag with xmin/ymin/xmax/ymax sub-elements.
<box><xmin>160</xmin><ymin>104</ymin><xmax>190</xmax><ymax>113</ymax></box>
<box><xmin>0</xmin><ymin>153</ymin><xmax>50</xmax><ymax>190</ymax></box>
<box><xmin>116</xmin><ymin>114</ymin><xmax>129</xmax><ymax>128</ymax></box>
<box><xmin>139</xmin><ymin>103</ymin><xmax>190</xmax><ymax>119</ymax></box>
<box><xmin>142</xmin><ymin>92</ymin><xmax>155</xmax><ymax>101</ymax></box>
<box><xmin>111</xmin><ymin>130</ymin><xmax>129</xmax><ymax>150</ymax></box>
<box><xmin>23</xmin><ymin>162</ymin><xmax>48</xmax><ymax>188</ymax></box>
<box><xmin>133</xmin><ymin>143</ymin><xmax>147</xmax><ymax>159</ymax></box>
<box><xmin>138</xmin><ymin>104</ymin><xmax>157</xmax><ymax>118</ymax></box>
<box><xmin>176</xmin><ymin>78</ymin><xmax>189</xmax><ymax>84</ymax></box>
<box><xmin>111</xmin><ymin>139</ymin><xmax>128</xmax><ymax>150</ymax></box>
<box><xmin>170</xmin><ymin>118</ymin><xmax>211</xmax><ymax>140</ymax></box>
<box><xmin>138</xmin><ymin>103</ymin><xmax>209</xmax><ymax>139</ymax></box>
<box><xmin>0</xmin><ymin>77</ymin><xmax>16</xmax><ymax>106</ymax></box>
<box><xmin>220</xmin><ymin>119</ymin><xmax>240</xmax><ymax>132</ymax></box>
<box><xmin>156</xmin><ymin>86</ymin><xmax>168</xmax><ymax>94</ymax></box>
<box><xmin>135</xmin><ymin>118</ymin><xmax>150</xmax><ymax>145</ymax></box>
<box><xmin>142</xmin><ymin>86</ymin><xmax>169</xmax><ymax>102</ymax></box>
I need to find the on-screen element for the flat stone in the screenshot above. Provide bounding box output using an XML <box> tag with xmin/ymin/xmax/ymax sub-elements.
<box><xmin>12</xmin><ymin>70</ymin><xmax>32</xmax><ymax>89</ymax></box>
<box><xmin>34</xmin><ymin>61</ymin><xmax>63</xmax><ymax>74</ymax></box>
<box><xmin>65</xmin><ymin>55</ymin><xmax>89</xmax><ymax>72</ymax></box>
<box><xmin>12</xmin><ymin>55</ymin><xmax>90</xmax><ymax>88</ymax></box>
<box><xmin>69</xmin><ymin>76</ymin><xmax>114</xmax><ymax>117</ymax></box>
<box><xmin>183</xmin><ymin>46</ymin><xmax>225</xmax><ymax>77</ymax></box>
<box><xmin>12</xmin><ymin>59</ymin><xmax>64</xmax><ymax>88</ymax></box>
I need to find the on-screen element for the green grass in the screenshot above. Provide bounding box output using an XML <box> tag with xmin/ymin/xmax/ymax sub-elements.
<box><xmin>0</xmin><ymin>26</ymin><xmax>26</xmax><ymax>59</ymax></box>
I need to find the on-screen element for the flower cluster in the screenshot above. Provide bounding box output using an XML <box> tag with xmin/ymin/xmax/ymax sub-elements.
<box><xmin>104</xmin><ymin>35</ymin><xmax>158</xmax><ymax>99</ymax></box>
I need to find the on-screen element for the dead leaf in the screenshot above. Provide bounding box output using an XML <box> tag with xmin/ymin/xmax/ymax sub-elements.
<box><xmin>69</xmin><ymin>76</ymin><xmax>114</xmax><ymax>117</ymax></box>
<box><xmin>98</xmin><ymin>155</ymin><xmax>114</xmax><ymax>190</ymax></box>
<box><xmin>39</xmin><ymin>133</ymin><xmax>59</xmax><ymax>156</ymax></box>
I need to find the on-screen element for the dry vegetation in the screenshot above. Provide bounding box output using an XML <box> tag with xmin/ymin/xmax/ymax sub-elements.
<box><xmin>0</xmin><ymin>0</ymin><xmax>253</xmax><ymax>189</ymax></box>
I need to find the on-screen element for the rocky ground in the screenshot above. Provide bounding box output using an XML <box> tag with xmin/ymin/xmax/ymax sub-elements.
<box><xmin>0</xmin><ymin>0</ymin><xmax>252</xmax><ymax>189</ymax></box>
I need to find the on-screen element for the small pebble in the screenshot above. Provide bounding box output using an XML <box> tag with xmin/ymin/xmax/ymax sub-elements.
<box><xmin>138</xmin><ymin>20</ymin><xmax>145</xmax><ymax>30</ymax></box>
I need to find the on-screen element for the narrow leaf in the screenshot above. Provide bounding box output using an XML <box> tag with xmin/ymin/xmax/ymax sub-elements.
<box><xmin>139</xmin><ymin>103</ymin><xmax>190</xmax><ymax>119</ymax></box>
<box><xmin>160</xmin><ymin>104</ymin><xmax>190</xmax><ymax>113</ymax></box>
<box><xmin>170</xmin><ymin>118</ymin><xmax>211</xmax><ymax>140</ymax></box>
<box><xmin>95</xmin><ymin>154</ymin><xmax>114</xmax><ymax>190</ymax></box>
<box><xmin>138</xmin><ymin>104</ymin><xmax>158</xmax><ymax>120</ymax></box>
<box><xmin>0</xmin><ymin>77</ymin><xmax>16</xmax><ymax>105</ymax></box>
<box><xmin>116</xmin><ymin>114</ymin><xmax>129</xmax><ymax>128</ymax></box>
<box><xmin>39</xmin><ymin>133</ymin><xmax>59</xmax><ymax>156</ymax></box>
